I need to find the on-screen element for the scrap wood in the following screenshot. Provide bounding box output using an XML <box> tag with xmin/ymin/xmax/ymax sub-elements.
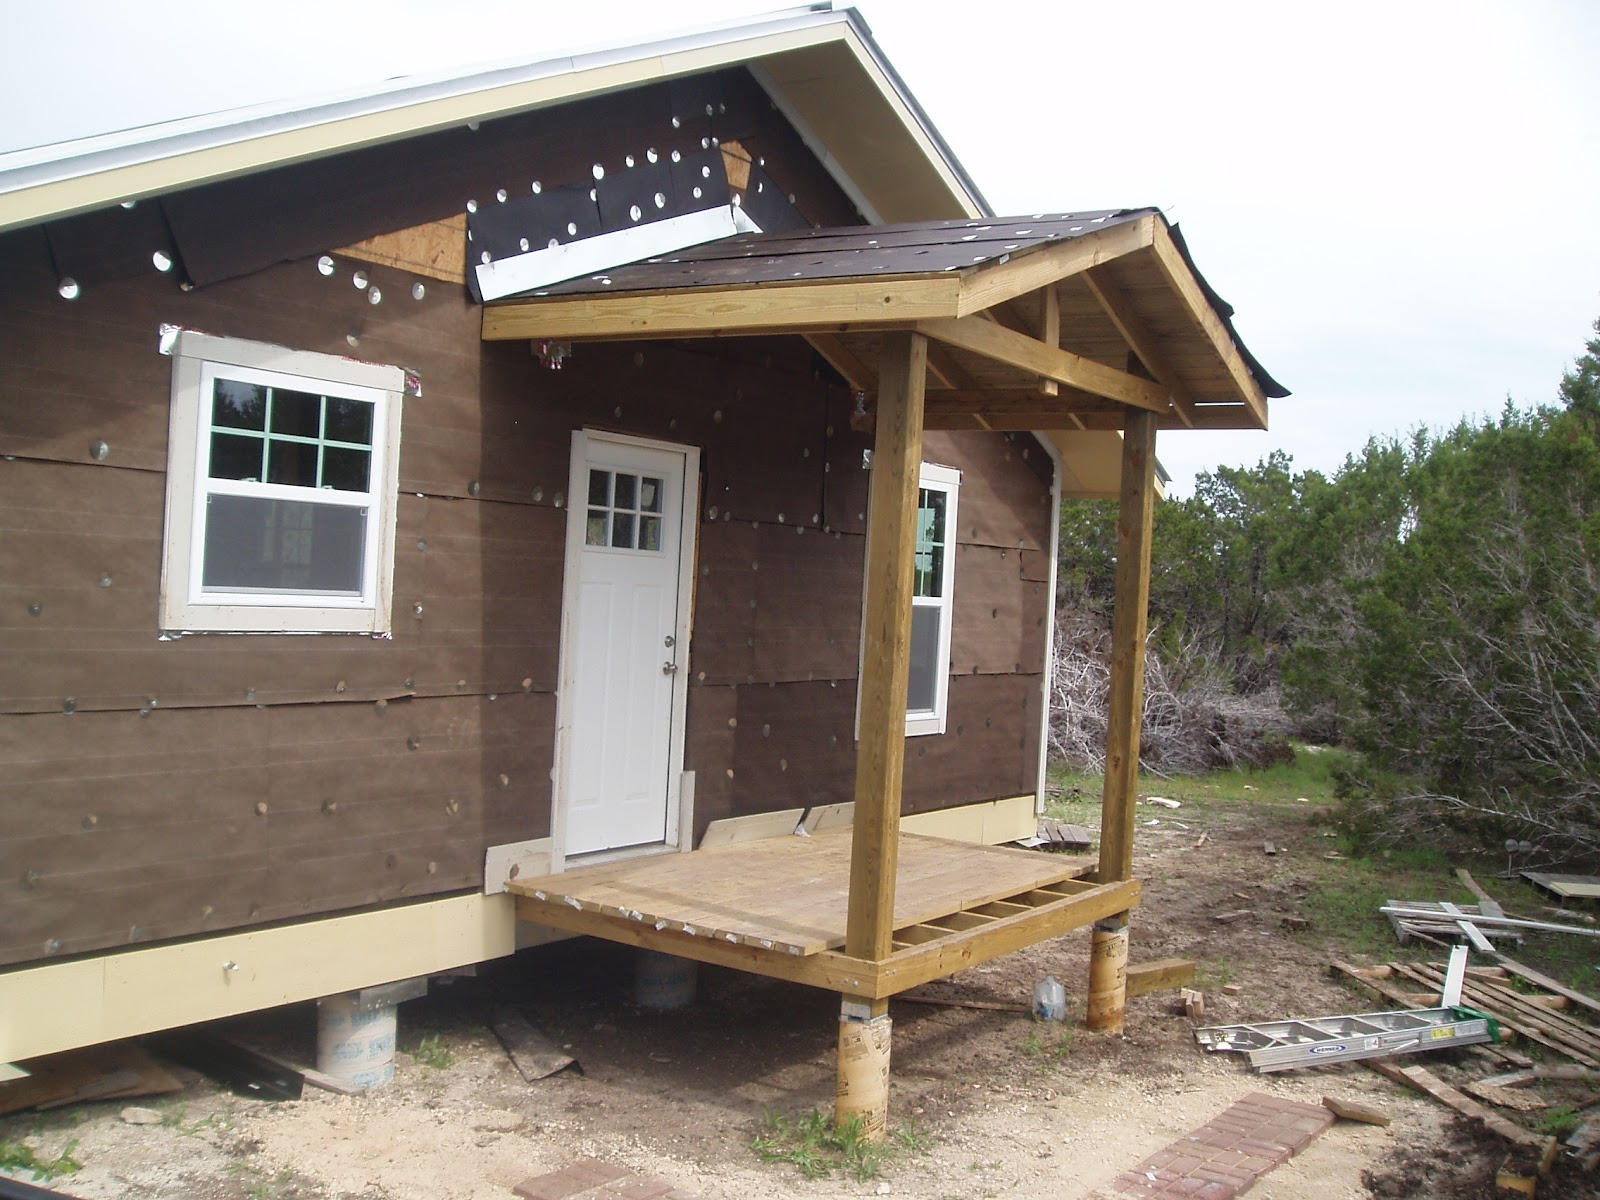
<box><xmin>1492</xmin><ymin>955</ymin><xmax>1600</xmax><ymax>1020</ymax></box>
<box><xmin>1321</xmin><ymin>1095</ymin><xmax>1392</xmax><ymax>1126</ymax></box>
<box><xmin>1392</xmin><ymin>962</ymin><xmax>1600</xmax><ymax>1068</ymax></box>
<box><xmin>147</xmin><ymin>1032</ymin><xmax>303</xmax><ymax>1101</ymax></box>
<box><xmin>1381</xmin><ymin>905</ymin><xmax>1600</xmax><ymax>939</ymax></box>
<box><xmin>897</xmin><ymin>992</ymin><xmax>1029</xmax><ymax>1013</ymax></box>
<box><xmin>1213</xmin><ymin>909</ymin><xmax>1253</xmax><ymax>924</ymax></box>
<box><xmin>1364</xmin><ymin>1059</ymin><xmax>1559</xmax><ymax>1164</ymax></box>
<box><xmin>492</xmin><ymin>1010</ymin><xmax>576</xmax><ymax>1082</ymax></box>
<box><xmin>1125</xmin><ymin>957</ymin><xmax>1195</xmax><ymax>998</ymax></box>
<box><xmin>1461</xmin><ymin>1081</ymin><xmax>1548</xmax><ymax>1112</ymax></box>
<box><xmin>0</xmin><ymin>1044</ymin><xmax>182</xmax><ymax>1115</ymax></box>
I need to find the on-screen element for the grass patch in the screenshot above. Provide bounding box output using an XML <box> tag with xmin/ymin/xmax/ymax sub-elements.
<box><xmin>0</xmin><ymin>1138</ymin><xmax>83</xmax><ymax>1183</ymax></box>
<box><xmin>1533</xmin><ymin>1104</ymin><xmax>1584</xmax><ymax>1137</ymax></box>
<box><xmin>412</xmin><ymin>1033</ymin><xmax>455</xmax><ymax>1070</ymax></box>
<box><xmin>752</xmin><ymin>1108</ymin><xmax>930</xmax><ymax>1182</ymax></box>
<box><xmin>1020</xmin><ymin>1026</ymin><xmax>1073</xmax><ymax>1071</ymax></box>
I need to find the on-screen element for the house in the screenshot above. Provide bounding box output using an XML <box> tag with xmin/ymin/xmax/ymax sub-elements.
<box><xmin>0</xmin><ymin>6</ymin><xmax>1282</xmax><ymax>1130</ymax></box>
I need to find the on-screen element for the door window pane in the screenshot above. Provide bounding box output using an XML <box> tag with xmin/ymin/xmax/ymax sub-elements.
<box><xmin>586</xmin><ymin>511</ymin><xmax>609</xmax><ymax>546</ymax></box>
<box><xmin>639</xmin><ymin>515</ymin><xmax>661</xmax><ymax>551</ymax></box>
<box><xmin>613</xmin><ymin>472</ymin><xmax>637</xmax><ymax>510</ymax></box>
<box><xmin>588</xmin><ymin>469</ymin><xmax>611</xmax><ymax>507</ymax></box>
<box><xmin>611</xmin><ymin>512</ymin><xmax>636</xmax><ymax>548</ymax></box>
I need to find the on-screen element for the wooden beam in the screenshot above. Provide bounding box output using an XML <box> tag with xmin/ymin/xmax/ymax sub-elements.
<box><xmin>921</xmin><ymin>387</ymin><xmax>1114</xmax><ymax>417</ymax></box>
<box><xmin>1099</xmin><ymin>409</ymin><xmax>1159</xmax><ymax>883</ymax></box>
<box><xmin>513</xmin><ymin>895</ymin><xmax>881</xmax><ymax>994</ymax></box>
<box><xmin>1126</xmin><ymin>957</ymin><xmax>1197</xmax><ymax>998</ymax></box>
<box><xmin>846</xmin><ymin>330</ymin><xmax>928</xmax><ymax>964</ymax></box>
<box><xmin>1144</xmin><ymin>225</ymin><xmax>1269</xmax><ymax>429</ymax></box>
<box><xmin>805</xmin><ymin>333</ymin><xmax>877</xmax><ymax>392</ymax></box>
<box><xmin>1036</xmin><ymin>284</ymin><xmax>1061</xmax><ymax>397</ymax></box>
<box><xmin>1082</xmin><ymin>267</ymin><xmax>1196</xmax><ymax>428</ymax></box>
<box><xmin>874</xmin><ymin>879</ymin><xmax>1140</xmax><ymax>995</ymax></box>
<box><xmin>955</xmin><ymin>215</ymin><xmax>1156</xmax><ymax>317</ymax></box>
<box><xmin>481</xmin><ymin>277</ymin><xmax>961</xmax><ymax>342</ymax></box>
<box><xmin>916</xmin><ymin>316</ymin><xmax>1172</xmax><ymax>415</ymax></box>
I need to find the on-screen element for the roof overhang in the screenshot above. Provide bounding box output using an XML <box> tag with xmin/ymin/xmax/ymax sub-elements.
<box><xmin>481</xmin><ymin>209</ymin><xmax>1277</xmax><ymax>480</ymax></box>
<box><xmin>0</xmin><ymin>6</ymin><xmax>984</xmax><ymax>236</ymax></box>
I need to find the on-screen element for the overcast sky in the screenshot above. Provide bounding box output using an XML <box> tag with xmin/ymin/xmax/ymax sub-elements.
<box><xmin>4</xmin><ymin>0</ymin><xmax>1598</xmax><ymax>495</ymax></box>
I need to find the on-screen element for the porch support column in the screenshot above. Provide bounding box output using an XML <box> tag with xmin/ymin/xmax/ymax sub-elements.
<box><xmin>1088</xmin><ymin>406</ymin><xmax>1158</xmax><ymax>1032</ymax></box>
<box><xmin>838</xmin><ymin>330</ymin><xmax>927</xmax><ymax>1140</ymax></box>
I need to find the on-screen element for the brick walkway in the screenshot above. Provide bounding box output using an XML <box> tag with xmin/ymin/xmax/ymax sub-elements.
<box><xmin>513</xmin><ymin>1160</ymin><xmax>701</xmax><ymax>1200</ymax></box>
<box><xmin>1085</xmin><ymin>1092</ymin><xmax>1336</xmax><ymax>1199</ymax></box>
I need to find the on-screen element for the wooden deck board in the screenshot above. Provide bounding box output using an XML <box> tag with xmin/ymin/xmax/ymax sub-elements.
<box><xmin>509</xmin><ymin>828</ymin><xmax>1093</xmax><ymax>956</ymax></box>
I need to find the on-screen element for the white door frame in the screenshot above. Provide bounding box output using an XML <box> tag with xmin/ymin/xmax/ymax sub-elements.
<box><xmin>548</xmin><ymin>428</ymin><xmax>700</xmax><ymax>872</ymax></box>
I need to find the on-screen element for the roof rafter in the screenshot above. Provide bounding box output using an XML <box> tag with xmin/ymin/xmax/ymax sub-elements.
<box><xmin>1146</xmin><ymin>221</ymin><xmax>1269</xmax><ymax>428</ymax></box>
<box><xmin>1082</xmin><ymin>267</ymin><xmax>1197</xmax><ymax>429</ymax></box>
<box><xmin>916</xmin><ymin>315</ymin><xmax>1172</xmax><ymax>415</ymax></box>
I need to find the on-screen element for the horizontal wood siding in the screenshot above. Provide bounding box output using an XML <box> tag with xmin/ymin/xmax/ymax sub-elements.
<box><xmin>0</xmin><ymin>68</ymin><xmax>1055</xmax><ymax>967</ymax></box>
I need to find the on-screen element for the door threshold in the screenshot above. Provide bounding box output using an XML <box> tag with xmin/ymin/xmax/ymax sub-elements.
<box><xmin>564</xmin><ymin>841</ymin><xmax>680</xmax><ymax>870</ymax></box>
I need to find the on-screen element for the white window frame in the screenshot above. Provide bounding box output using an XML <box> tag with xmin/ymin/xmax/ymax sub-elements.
<box><xmin>158</xmin><ymin>329</ymin><xmax>404</xmax><ymax>634</ymax></box>
<box><xmin>856</xmin><ymin>460</ymin><xmax>961</xmax><ymax>738</ymax></box>
<box><xmin>906</xmin><ymin>462</ymin><xmax>960</xmax><ymax>736</ymax></box>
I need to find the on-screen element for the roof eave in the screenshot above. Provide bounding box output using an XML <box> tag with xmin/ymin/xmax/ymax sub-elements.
<box><xmin>0</xmin><ymin>6</ymin><xmax>985</xmax><ymax>236</ymax></box>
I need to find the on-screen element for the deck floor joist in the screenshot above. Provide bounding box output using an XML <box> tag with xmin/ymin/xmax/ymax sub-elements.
<box><xmin>508</xmin><ymin>828</ymin><xmax>1141</xmax><ymax>999</ymax></box>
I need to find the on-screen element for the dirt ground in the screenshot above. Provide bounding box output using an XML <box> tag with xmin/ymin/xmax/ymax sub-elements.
<box><xmin>5</xmin><ymin>804</ymin><xmax>1595</xmax><ymax>1200</ymax></box>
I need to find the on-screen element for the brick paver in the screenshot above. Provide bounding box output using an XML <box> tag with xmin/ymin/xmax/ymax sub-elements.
<box><xmin>513</xmin><ymin>1161</ymin><xmax>700</xmax><ymax>1200</ymax></box>
<box><xmin>1084</xmin><ymin>1092</ymin><xmax>1335</xmax><ymax>1199</ymax></box>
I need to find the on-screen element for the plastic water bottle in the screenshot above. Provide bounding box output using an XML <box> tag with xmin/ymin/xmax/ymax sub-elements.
<box><xmin>1032</xmin><ymin>975</ymin><xmax>1066</xmax><ymax>1021</ymax></box>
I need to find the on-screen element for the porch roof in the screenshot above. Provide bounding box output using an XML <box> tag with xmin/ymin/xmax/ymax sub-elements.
<box><xmin>482</xmin><ymin>207</ymin><xmax>1285</xmax><ymax>436</ymax></box>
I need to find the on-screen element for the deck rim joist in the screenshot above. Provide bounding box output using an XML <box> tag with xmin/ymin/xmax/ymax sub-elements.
<box><xmin>508</xmin><ymin>830</ymin><xmax>1142</xmax><ymax>999</ymax></box>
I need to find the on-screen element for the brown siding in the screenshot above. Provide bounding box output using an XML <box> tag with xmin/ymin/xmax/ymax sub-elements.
<box><xmin>0</xmin><ymin>69</ymin><xmax>1056</xmax><ymax>968</ymax></box>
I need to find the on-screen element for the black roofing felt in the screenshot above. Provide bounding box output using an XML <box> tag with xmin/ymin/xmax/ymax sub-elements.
<box><xmin>516</xmin><ymin>209</ymin><xmax>1148</xmax><ymax>296</ymax></box>
<box><xmin>498</xmin><ymin>207</ymin><xmax>1289</xmax><ymax>399</ymax></box>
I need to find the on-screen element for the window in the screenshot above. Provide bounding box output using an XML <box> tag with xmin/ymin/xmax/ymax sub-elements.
<box><xmin>906</xmin><ymin>463</ymin><xmax>960</xmax><ymax>735</ymax></box>
<box><xmin>856</xmin><ymin>461</ymin><xmax>961</xmax><ymax>737</ymax></box>
<box><xmin>159</xmin><ymin>330</ymin><xmax>404</xmax><ymax>634</ymax></box>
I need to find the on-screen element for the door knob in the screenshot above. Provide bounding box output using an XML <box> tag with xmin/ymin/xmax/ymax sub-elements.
<box><xmin>662</xmin><ymin>661</ymin><xmax>679</xmax><ymax>675</ymax></box>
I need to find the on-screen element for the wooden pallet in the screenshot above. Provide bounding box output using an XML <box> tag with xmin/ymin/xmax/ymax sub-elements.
<box><xmin>1385</xmin><ymin>898</ymin><xmax>1522</xmax><ymax>947</ymax></box>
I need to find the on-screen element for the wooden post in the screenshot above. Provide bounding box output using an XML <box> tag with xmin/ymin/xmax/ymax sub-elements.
<box><xmin>1089</xmin><ymin>407</ymin><xmax>1157</xmax><ymax>1031</ymax></box>
<box><xmin>1098</xmin><ymin>407</ymin><xmax>1157</xmax><ymax>883</ymax></box>
<box><xmin>838</xmin><ymin>329</ymin><xmax>927</xmax><ymax>1140</ymax></box>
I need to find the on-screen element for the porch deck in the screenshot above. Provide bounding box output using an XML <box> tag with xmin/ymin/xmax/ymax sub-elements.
<box><xmin>507</xmin><ymin>827</ymin><xmax>1140</xmax><ymax>999</ymax></box>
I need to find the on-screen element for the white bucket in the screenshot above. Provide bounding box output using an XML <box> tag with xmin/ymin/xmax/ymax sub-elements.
<box><xmin>316</xmin><ymin>993</ymin><xmax>397</xmax><ymax>1090</ymax></box>
<box><xmin>635</xmin><ymin>950</ymin><xmax>697</xmax><ymax>1010</ymax></box>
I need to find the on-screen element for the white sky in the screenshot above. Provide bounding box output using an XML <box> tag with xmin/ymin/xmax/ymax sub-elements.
<box><xmin>5</xmin><ymin>0</ymin><xmax>1598</xmax><ymax>495</ymax></box>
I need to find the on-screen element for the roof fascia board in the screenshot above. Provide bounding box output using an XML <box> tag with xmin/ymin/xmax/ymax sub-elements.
<box><xmin>954</xmin><ymin>216</ymin><xmax>1156</xmax><ymax>317</ymax></box>
<box><xmin>480</xmin><ymin>275</ymin><xmax>962</xmax><ymax>342</ymax></box>
<box><xmin>0</xmin><ymin>11</ymin><xmax>875</xmax><ymax>234</ymax></box>
<box><xmin>1146</xmin><ymin>220</ymin><xmax>1270</xmax><ymax>428</ymax></box>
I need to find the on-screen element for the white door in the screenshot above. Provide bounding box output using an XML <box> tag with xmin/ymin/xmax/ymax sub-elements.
<box><xmin>560</xmin><ymin>433</ymin><xmax>694</xmax><ymax>857</ymax></box>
